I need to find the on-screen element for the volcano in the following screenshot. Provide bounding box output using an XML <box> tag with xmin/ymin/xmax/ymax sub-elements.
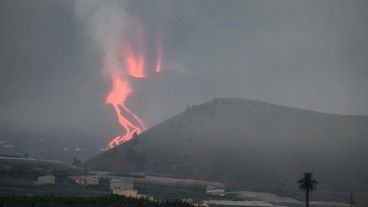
<box><xmin>85</xmin><ymin>98</ymin><xmax>368</xmax><ymax>194</ymax></box>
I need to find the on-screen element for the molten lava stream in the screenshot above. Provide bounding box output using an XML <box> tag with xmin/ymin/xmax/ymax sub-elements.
<box><xmin>106</xmin><ymin>77</ymin><xmax>145</xmax><ymax>148</ymax></box>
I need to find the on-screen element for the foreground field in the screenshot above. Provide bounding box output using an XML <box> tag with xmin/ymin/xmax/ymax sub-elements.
<box><xmin>0</xmin><ymin>195</ymin><xmax>193</xmax><ymax>207</ymax></box>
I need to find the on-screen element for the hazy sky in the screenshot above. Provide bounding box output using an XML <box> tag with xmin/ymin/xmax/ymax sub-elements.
<box><xmin>0</xmin><ymin>0</ymin><xmax>367</xmax><ymax>142</ymax></box>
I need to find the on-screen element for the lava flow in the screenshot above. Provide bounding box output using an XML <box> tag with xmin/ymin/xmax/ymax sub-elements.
<box><xmin>106</xmin><ymin>76</ymin><xmax>145</xmax><ymax>148</ymax></box>
<box><xmin>105</xmin><ymin>27</ymin><xmax>163</xmax><ymax>149</ymax></box>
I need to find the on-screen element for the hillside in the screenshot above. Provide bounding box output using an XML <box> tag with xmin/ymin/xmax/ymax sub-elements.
<box><xmin>85</xmin><ymin>98</ymin><xmax>368</xmax><ymax>194</ymax></box>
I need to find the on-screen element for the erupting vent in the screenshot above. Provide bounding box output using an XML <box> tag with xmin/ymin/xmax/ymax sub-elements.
<box><xmin>105</xmin><ymin>26</ymin><xmax>163</xmax><ymax>148</ymax></box>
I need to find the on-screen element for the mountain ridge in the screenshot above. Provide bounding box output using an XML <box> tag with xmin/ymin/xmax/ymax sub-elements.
<box><xmin>85</xmin><ymin>98</ymin><xmax>368</xmax><ymax>194</ymax></box>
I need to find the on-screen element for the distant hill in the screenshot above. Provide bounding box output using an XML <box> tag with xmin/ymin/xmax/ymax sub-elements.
<box><xmin>0</xmin><ymin>129</ymin><xmax>103</xmax><ymax>164</ymax></box>
<box><xmin>85</xmin><ymin>98</ymin><xmax>368</xmax><ymax>194</ymax></box>
<box><xmin>0</xmin><ymin>156</ymin><xmax>83</xmax><ymax>173</ymax></box>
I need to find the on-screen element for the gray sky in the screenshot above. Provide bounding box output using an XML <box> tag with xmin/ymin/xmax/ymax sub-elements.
<box><xmin>0</xmin><ymin>0</ymin><xmax>367</xmax><ymax>143</ymax></box>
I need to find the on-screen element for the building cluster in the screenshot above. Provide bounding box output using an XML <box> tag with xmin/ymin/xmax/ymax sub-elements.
<box><xmin>34</xmin><ymin>171</ymin><xmax>154</xmax><ymax>200</ymax></box>
<box><xmin>35</xmin><ymin>171</ymin><xmax>225</xmax><ymax>202</ymax></box>
<box><xmin>0</xmin><ymin>156</ymin><xmax>226</xmax><ymax>203</ymax></box>
<box><xmin>99</xmin><ymin>174</ymin><xmax>153</xmax><ymax>200</ymax></box>
<box><xmin>69</xmin><ymin>175</ymin><xmax>99</xmax><ymax>185</ymax></box>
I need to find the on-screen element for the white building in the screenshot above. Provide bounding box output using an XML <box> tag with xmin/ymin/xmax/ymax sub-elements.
<box><xmin>112</xmin><ymin>189</ymin><xmax>138</xmax><ymax>197</ymax></box>
<box><xmin>111</xmin><ymin>177</ymin><xmax>139</xmax><ymax>197</ymax></box>
<box><xmin>37</xmin><ymin>175</ymin><xmax>55</xmax><ymax>185</ymax></box>
<box><xmin>110</xmin><ymin>177</ymin><xmax>134</xmax><ymax>190</ymax></box>
<box><xmin>206</xmin><ymin>186</ymin><xmax>225</xmax><ymax>197</ymax></box>
<box><xmin>69</xmin><ymin>175</ymin><xmax>99</xmax><ymax>185</ymax></box>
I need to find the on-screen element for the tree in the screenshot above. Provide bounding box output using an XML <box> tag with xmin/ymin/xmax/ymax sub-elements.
<box><xmin>298</xmin><ymin>172</ymin><xmax>318</xmax><ymax>207</ymax></box>
<box><xmin>350</xmin><ymin>192</ymin><xmax>355</xmax><ymax>207</ymax></box>
<box><xmin>72</xmin><ymin>157</ymin><xmax>81</xmax><ymax>166</ymax></box>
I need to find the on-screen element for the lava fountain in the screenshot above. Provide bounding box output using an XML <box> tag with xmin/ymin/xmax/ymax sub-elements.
<box><xmin>76</xmin><ymin>1</ymin><xmax>164</xmax><ymax>149</ymax></box>
<box><xmin>155</xmin><ymin>31</ymin><xmax>163</xmax><ymax>73</ymax></box>
<box><xmin>123</xmin><ymin>27</ymin><xmax>146</xmax><ymax>78</ymax></box>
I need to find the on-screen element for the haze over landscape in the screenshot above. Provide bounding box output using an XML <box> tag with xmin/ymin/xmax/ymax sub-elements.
<box><xmin>0</xmin><ymin>0</ymin><xmax>367</xmax><ymax>207</ymax></box>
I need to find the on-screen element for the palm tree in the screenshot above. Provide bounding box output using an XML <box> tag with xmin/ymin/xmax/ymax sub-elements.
<box><xmin>298</xmin><ymin>172</ymin><xmax>318</xmax><ymax>207</ymax></box>
<box><xmin>350</xmin><ymin>192</ymin><xmax>355</xmax><ymax>207</ymax></box>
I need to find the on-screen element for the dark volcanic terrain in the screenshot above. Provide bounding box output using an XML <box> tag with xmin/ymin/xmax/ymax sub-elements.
<box><xmin>86</xmin><ymin>98</ymin><xmax>368</xmax><ymax>194</ymax></box>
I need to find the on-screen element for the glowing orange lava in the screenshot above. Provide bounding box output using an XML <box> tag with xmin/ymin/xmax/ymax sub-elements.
<box><xmin>105</xmin><ymin>26</ymin><xmax>163</xmax><ymax>149</ymax></box>
<box><xmin>123</xmin><ymin>40</ymin><xmax>146</xmax><ymax>78</ymax></box>
<box><xmin>106</xmin><ymin>76</ymin><xmax>145</xmax><ymax>148</ymax></box>
<box><xmin>155</xmin><ymin>31</ymin><xmax>163</xmax><ymax>73</ymax></box>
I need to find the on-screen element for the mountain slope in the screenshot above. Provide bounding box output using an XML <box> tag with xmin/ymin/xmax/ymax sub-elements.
<box><xmin>85</xmin><ymin>98</ymin><xmax>368</xmax><ymax>194</ymax></box>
